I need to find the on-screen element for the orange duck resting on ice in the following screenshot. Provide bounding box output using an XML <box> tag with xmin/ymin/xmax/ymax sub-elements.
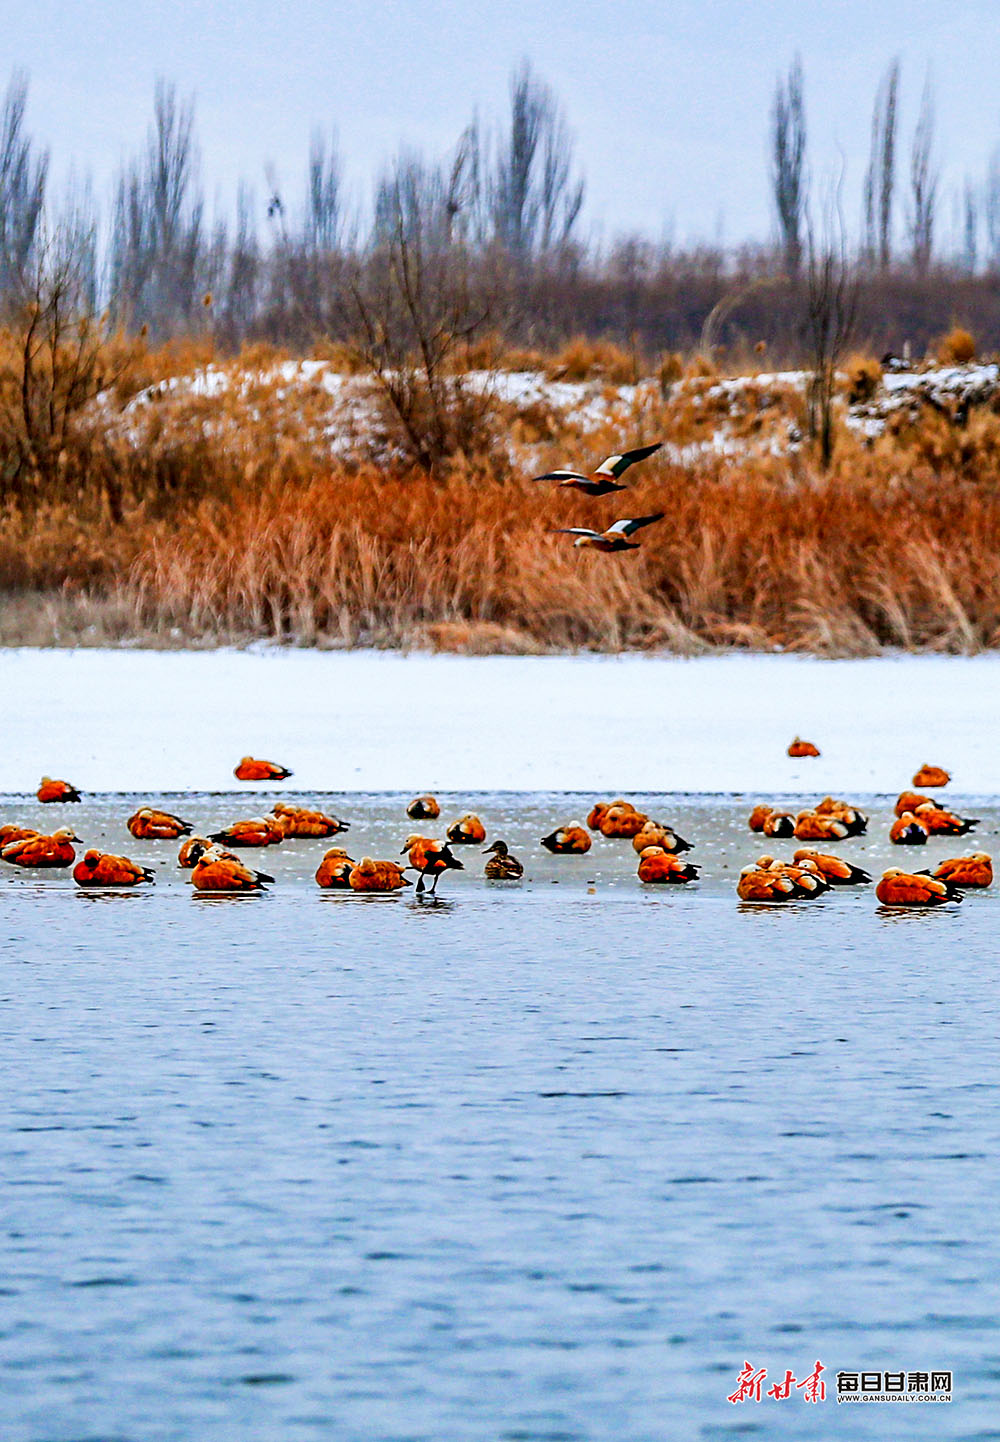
<box><xmin>541</xmin><ymin>823</ymin><xmax>591</xmax><ymax>854</ymax></box>
<box><xmin>792</xmin><ymin>849</ymin><xmax>871</xmax><ymax>885</ymax></box>
<box><xmin>813</xmin><ymin>797</ymin><xmax>868</xmax><ymax>834</ymax></box>
<box><xmin>73</xmin><ymin>850</ymin><xmax>155</xmax><ymax>887</ymax></box>
<box><xmin>191</xmin><ymin>850</ymin><xmax>273</xmax><ymax>892</ymax></box>
<box><xmin>876</xmin><ymin>869</ymin><xmax>962</xmax><ymax>906</ymax></box>
<box><xmin>636</xmin><ymin>847</ymin><xmax>699</xmax><ymax>884</ymax></box>
<box><xmin>787</xmin><ymin>737</ymin><xmax>820</xmax><ymax>758</ymax></box>
<box><xmin>178</xmin><ymin>836</ymin><xmax>213</xmax><ymax>868</ymax></box>
<box><xmin>315</xmin><ymin>847</ymin><xmax>355</xmax><ymax>889</ymax></box>
<box><xmin>912</xmin><ymin>764</ymin><xmax>950</xmax><ymax>788</ymax></box>
<box><xmin>37</xmin><ymin>776</ymin><xmax>81</xmax><ymax>803</ymax></box>
<box><xmin>754</xmin><ymin>855</ymin><xmax>830</xmax><ymax>898</ymax></box>
<box><xmin>912</xmin><ymin>802</ymin><xmax>978</xmax><ymax>837</ymax></box>
<box><xmin>736</xmin><ymin>866</ymin><xmax>798</xmax><ymax>902</ymax></box>
<box><xmin>0</xmin><ymin>824</ymin><xmax>39</xmax><ymax>848</ymax></box>
<box><xmin>348</xmin><ymin>857</ymin><xmax>411</xmax><ymax>892</ymax></box>
<box><xmin>234</xmin><ymin>756</ymin><xmax>292</xmax><ymax>781</ymax></box>
<box><xmin>793</xmin><ymin>811</ymin><xmax>850</xmax><ymax>842</ymax></box>
<box><xmin>890</xmin><ymin>811</ymin><xmax>929</xmax><ymax>845</ymax></box>
<box><xmin>632</xmin><ymin>821</ymin><xmax>692</xmax><ymax>854</ymax></box>
<box><xmin>748</xmin><ymin>805</ymin><xmax>795</xmax><ymax>837</ymax></box>
<box><xmin>895</xmin><ymin>791</ymin><xmax>932</xmax><ymax>817</ymax></box>
<box><xmin>446</xmin><ymin>814</ymin><xmax>486</xmax><ymax>845</ymax></box>
<box><xmin>1</xmin><ymin>827</ymin><xmax>79</xmax><ymax>868</ymax></box>
<box><xmin>407</xmin><ymin>795</ymin><xmax>440</xmax><ymax>820</ymax></box>
<box><xmin>269</xmin><ymin>803</ymin><xmax>349</xmax><ymax>839</ymax></box>
<box><xmin>127</xmin><ymin>807</ymin><xmax>193</xmax><ymax>841</ymax></box>
<box><xmin>599</xmin><ymin>803</ymin><xmax>649</xmax><ymax>839</ymax></box>
<box><xmin>210</xmin><ymin>817</ymin><xmax>284</xmax><ymax>847</ymax></box>
<box><xmin>928</xmin><ymin>853</ymin><xmax>992</xmax><ymax>888</ymax></box>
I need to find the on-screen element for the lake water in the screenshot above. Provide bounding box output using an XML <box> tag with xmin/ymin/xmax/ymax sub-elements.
<box><xmin>2</xmin><ymin>793</ymin><xmax>999</xmax><ymax>1441</ymax></box>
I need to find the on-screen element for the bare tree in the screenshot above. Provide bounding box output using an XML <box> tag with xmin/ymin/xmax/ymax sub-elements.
<box><xmin>962</xmin><ymin>180</ymin><xmax>978</xmax><ymax>274</ymax></box>
<box><xmin>489</xmin><ymin>61</ymin><xmax>584</xmax><ymax>258</ymax></box>
<box><xmin>343</xmin><ymin>152</ymin><xmax>497</xmax><ymax>469</ymax></box>
<box><xmin>908</xmin><ymin>75</ymin><xmax>938</xmax><ymax>274</ymax></box>
<box><xmin>803</xmin><ymin>194</ymin><xmax>858</xmax><ymax>467</ymax></box>
<box><xmin>985</xmin><ymin>148</ymin><xmax>1000</xmax><ymax>273</ymax></box>
<box><xmin>770</xmin><ymin>56</ymin><xmax>807</xmax><ymax>275</ymax></box>
<box><xmin>0</xmin><ymin>239</ymin><xmax>136</xmax><ymax>498</ymax></box>
<box><xmin>109</xmin><ymin>82</ymin><xmax>205</xmax><ymax>336</ymax></box>
<box><xmin>0</xmin><ymin>71</ymin><xmax>48</xmax><ymax>302</ymax></box>
<box><xmin>306</xmin><ymin>130</ymin><xmax>342</xmax><ymax>254</ymax></box>
<box><xmin>862</xmin><ymin>59</ymin><xmax>899</xmax><ymax>268</ymax></box>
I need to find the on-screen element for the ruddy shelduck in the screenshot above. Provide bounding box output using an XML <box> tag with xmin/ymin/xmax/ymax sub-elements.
<box><xmin>929</xmin><ymin>853</ymin><xmax>993</xmax><ymax>888</ymax></box>
<box><xmin>73</xmin><ymin>850</ymin><xmax>155</xmax><ymax>887</ymax></box>
<box><xmin>315</xmin><ymin>847</ymin><xmax>355</xmax><ymax>889</ymax></box>
<box><xmin>446</xmin><ymin>813</ymin><xmax>487</xmax><ymax>845</ymax></box>
<box><xmin>127</xmin><ymin>807</ymin><xmax>193</xmax><ymax>841</ymax></box>
<box><xmin>234</xmin><ymin>756</ymin><xmax>292</xmax><ymax>781</ymax></box>
<box><xmin>191</xmin><ymin>849</ymin><xmax>273</xmax><ymax>892</ymax></box>
<box><xmin>913</xmin><ymin>802</ymin><xmax>979</xmax><ymax>836</ymax></box>
<box><xmin>177</xmin><ymin>836</ymin><xmax>212</xmax><ymax>868</ymax></box>
<box><xmin>348</xmin><ymin>857</ymin><xmax>411</xmax><ymax>892</ymax></box>
<box><xmin>555</xmin><ymin>513</ymin><xmax>665</xmax><ymax>552</ymax></box>
<box><xmin>586</xmin><ymin>801</ymin><xmax>616</xmax><ymax>830</ymax></box>
<box><xmin>792</xmin><ymin>849</ymin><xmax>872</xmax><ymax>885</ymax></box>
<box><xmin>37</xmin><ymin>776</ymin><xmax>81</xmax><ymax>803</ymax></box>
<box><xmin>895</xmin><ymin>791</ymin><xmax>932</xmax><ymax>818</ymax></box>
<box><xmin>532</xmin><ymin>442</ymin><xmax>662</xmax><ymax>497</ymax></box>
<box><xmin>793</xmin><ymin>811</ymin><xmax>850</xmax><ymax>842</ymax></box>
<box><xmin>876</xmin><ymin>868</ymin><xmax>962</xmax><ymax>907</ymax></box>
<box><xmin>0</xmin><ymin>824</ymin><xmax>38</xmax><ymax>848</ymax></box>
<box><xmin>636</xmin><ymin>846</ymin><xmax>699</xmax><ymax>884</ymax></box>
<box><xmin>890</xmin><ymin>811</ymin><xmax>929</xmax><ymax>845</ymax></box>
<box><xmin>912</xmin><ymin>764</ymin><xmax>950</xmax><ymax>788</ymax></box>
<box><xmin>631</xmin><ymin>821</ymin><xmax>692</xmax><ymax>854</ymax></box>
<box><xmin>401</xmin><ymin>835</ymin><xmax>464</xmax><ymax>894</ymax></box>
<box><xmin>269</xmin><ymin>803</ymin><xmax>350</xmax><ymax>839</ymax></box>
<box><xmin>787</xmin><ymin>738</ymin><xmax>820</xmax><ymax>758</ymax></box>
<box><xmin>1</xmin><ymin>827</ymin><xmax>79</xmax><ymax>868</ymax></box>
<box><xmin>737</xmin><ymin>866</ymin><xmax>798</xmax><ymax>902</ymax></box>
<box><xmin>599</xmin><ymin>804</ymin><xmax>649</xmax><ymax>839</ymax></box>
<box><xmin>483</xmin><ymin>840</ymin><xmax>524</xmax><ymax>880</ymax></box>
<box><xmin>747</xmin><ymin>804</ymin><xmax>794</xmax><ymax>837</ymax></box>
<box><xmin>754</xmin><ymin>855</ymin><xmax>830</xmax><ymax>898</ymax></box>
<box><xmin>407</xmin><ymin>795</ymin><xmax>440</xmax><ymax>821</ymax></box>
<box><xmin>541</xmin><ymin>823</ymin><xmax>592</xmax><ymax>854</ymax></box>
<box><xmin>814</xmin><ymin>796</ymin><xmax>868</xmax><ymax>834</ymax></box>
<box><xmin>210</xmin><ymin>817</ymin><xmax>284</xmax><ymax>847</ymax></box>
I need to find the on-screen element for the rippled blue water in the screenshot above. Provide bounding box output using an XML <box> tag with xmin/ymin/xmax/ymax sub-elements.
<box><xmin>2</xmin><ymin>795</ymin><xmax>998</xmax><ymax>1440</ymax></box>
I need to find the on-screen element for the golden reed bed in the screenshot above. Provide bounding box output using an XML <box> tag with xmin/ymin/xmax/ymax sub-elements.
<box><xmin>1</xmin><ymin>334</ymin><xmax>999</xmax><ymax>654</ymax></box>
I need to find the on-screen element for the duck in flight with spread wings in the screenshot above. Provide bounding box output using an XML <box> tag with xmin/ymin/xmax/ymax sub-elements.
<box><xmin>532</xmin><ymin>442</ymin><xmax>662</xmax><ymax>496</ymax></box>
<box><xmin>554</xmin><ymin>513</ymin><xmax>665</xmax><ymax>552</ymax></box>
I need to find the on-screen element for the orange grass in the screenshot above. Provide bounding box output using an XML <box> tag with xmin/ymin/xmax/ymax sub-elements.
<box><xmin>85</xmin><ymin>449</ymin><xmax>1000</xmax><ymax>653</ymax></box>
<box><xmin>3</xmin><ymin>333</ymin><xmax>1000</xmax><ymax>654</ymax></box>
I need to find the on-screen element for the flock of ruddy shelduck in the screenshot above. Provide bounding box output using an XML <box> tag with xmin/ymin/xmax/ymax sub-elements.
<box><xmin>0</xmin><ymin>746</ymin><xmax>991</xmax><ymax>906</ymax></box>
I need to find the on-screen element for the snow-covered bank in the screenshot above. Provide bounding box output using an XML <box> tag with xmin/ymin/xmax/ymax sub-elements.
<box><xmin>2</xmin><ymin>648</ymin><xmax>999</xmax><ymax>795</ymax></box>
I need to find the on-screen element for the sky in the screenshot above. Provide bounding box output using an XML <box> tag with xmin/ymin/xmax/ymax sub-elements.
<box><xmin>7</xmin><ymin>0</ymin><xmax>1000</xmax><ymax>252</ymax></box>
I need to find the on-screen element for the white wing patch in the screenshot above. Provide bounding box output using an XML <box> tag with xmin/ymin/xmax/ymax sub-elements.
<box><xmin>594</xmin><ymin>454</ymin><xmax>624</xmax><ymax>478</ymax></box>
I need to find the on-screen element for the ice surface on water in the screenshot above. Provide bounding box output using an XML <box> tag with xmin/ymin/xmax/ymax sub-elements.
<box><xmin>2</xmin><ymin>795</ymin><xmax>998</xmax><ymax>1441</ymax></box>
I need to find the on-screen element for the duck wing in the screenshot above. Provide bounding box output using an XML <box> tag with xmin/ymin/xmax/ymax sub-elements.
<box><xmin>593</xmin><ymin>442</ymin><xmax>662</xmax><ymax>478</ymax></box>
<box><xmin>605</xmin><ymin>513</ymin><xmax>665</xmax><ymax>538</ymax></box>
